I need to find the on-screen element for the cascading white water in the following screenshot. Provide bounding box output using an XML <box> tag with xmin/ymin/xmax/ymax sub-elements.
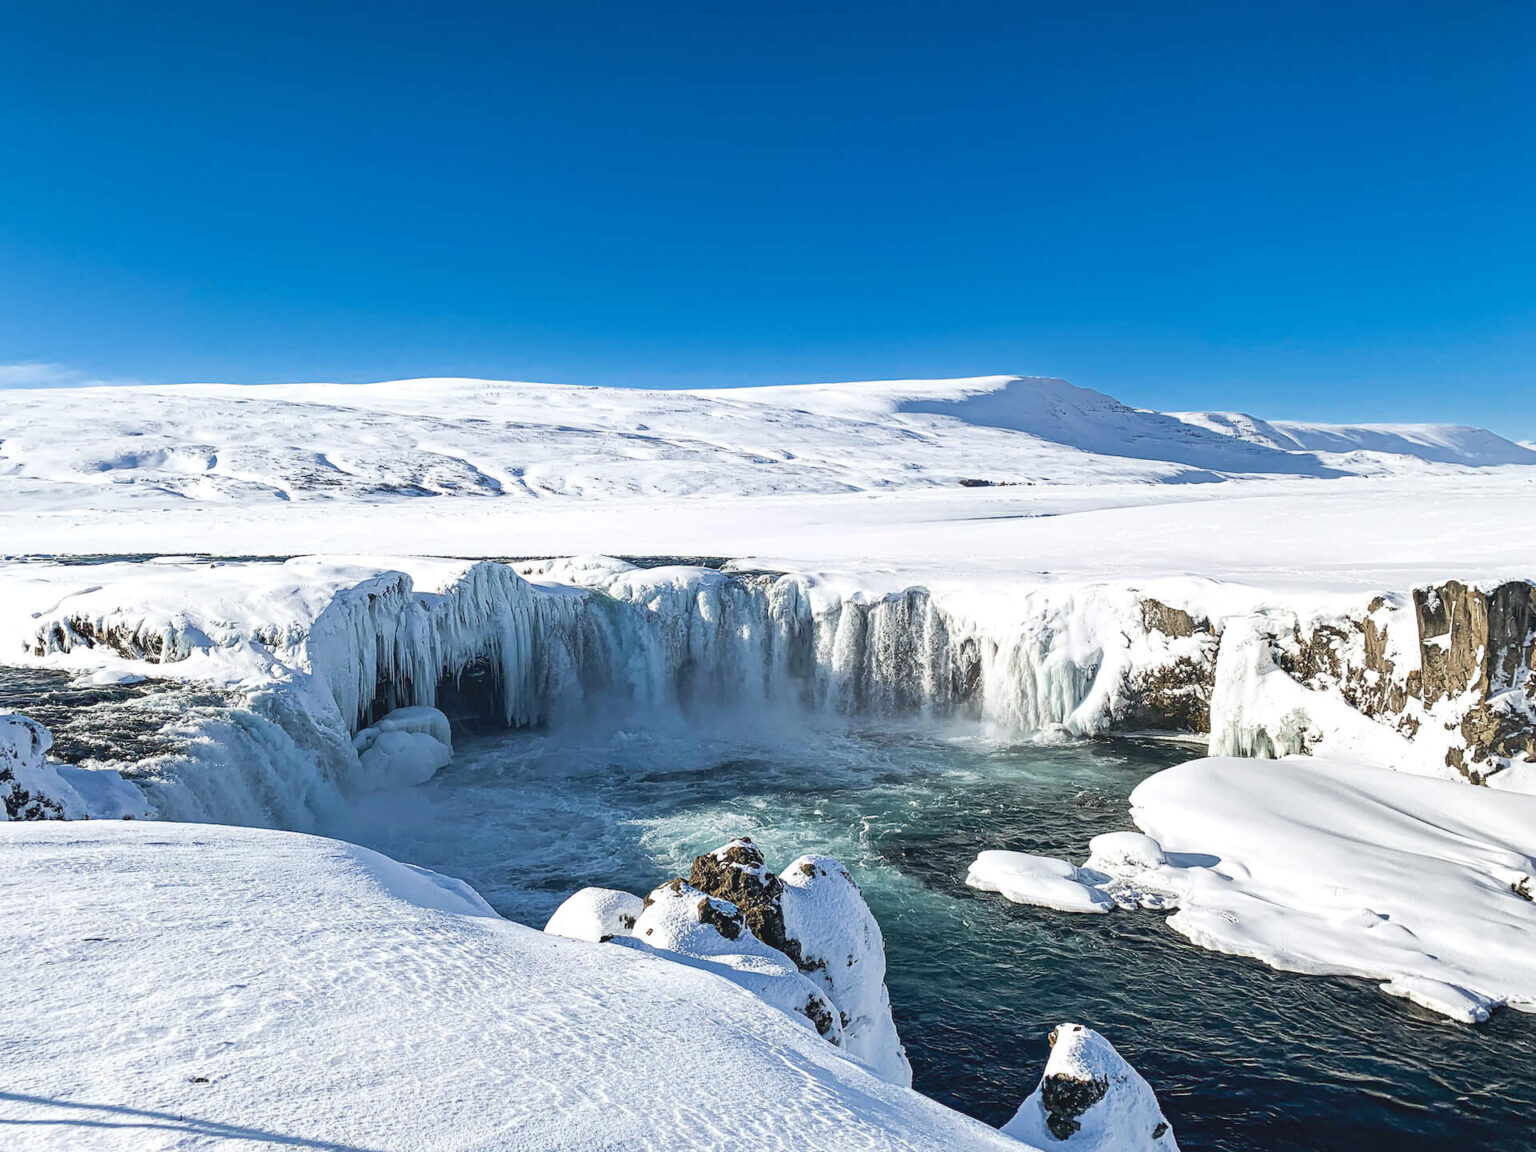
<box><xmin>29</xmin><ymin>558</ymin><xmax>1170</xmax><ymax>827</ymax></box>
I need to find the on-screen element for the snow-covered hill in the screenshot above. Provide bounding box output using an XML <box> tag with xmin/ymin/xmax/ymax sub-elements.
<box><xmin>1171</xmin><ymin>410</ymin><xmax>1536</xmax><ymax>467</ymax></box>
<box><xmin>0</xmin><ymin>819</ymin><xmax>1031</xmax><ymax>1151</ymax></box>
<box><xmin>2</xmin><ymin>376</ymin><xmax>1528</xmax><ymax>519</ymax></box>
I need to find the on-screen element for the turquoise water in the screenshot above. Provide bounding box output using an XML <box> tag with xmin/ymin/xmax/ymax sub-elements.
<box><xmin>330</xmin><ymin>721</ymin><xmax>1536</xmax><ymax>1152</ymax></box>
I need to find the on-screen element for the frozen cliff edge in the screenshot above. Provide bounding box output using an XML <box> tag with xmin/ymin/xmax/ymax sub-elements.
<box><xmin>966</xmin><ymin>757</ymin><xmax>1536</xmax><ymax>1023</ymax></box>
<box><xmin>5</xmin><ymin>555</ymin><xmax>1534</xmax><ymax>824</ymax></box>
<box><xmin>0</xmin><ymin>819</ymin><xmax>1039</xmax><ymax>1152</ymax></box>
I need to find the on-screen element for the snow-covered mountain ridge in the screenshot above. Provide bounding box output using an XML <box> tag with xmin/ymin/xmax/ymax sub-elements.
<box><xmin>1170</xmin><ymin>409</ymin><xmax>1536</xmax><ymax>467</ymax></box>
<box><xmin>2</xmin><ymin>375</ymin><xmax>1529</xmax><ymax>519</ymax></box>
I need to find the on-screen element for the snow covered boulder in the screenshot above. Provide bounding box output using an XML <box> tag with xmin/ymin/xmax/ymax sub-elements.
<box><xmin>780</xmin><ymin>854</ymin><xmax>913</xmax><ymax>1086</ymax></box>
<box><xmin>1</xmin><ymin>714</ymin><xmax>71</xmax><ymax>820</ymax></box>
<box><xmin>965</xmin><ymin>850</ymin><xmax>1113</xmax><ymax>913</ymax></box>
<box><xmin>549</xmin><ymin>839</ymin><xmax>911</xmax><ymax>1084</ymax></box>
<box><xmin>0</xmin><ymin>713</ymin><xmax>152</xmax><ymax>822</ymax></box>
<box><xmin>627</xmin><ymin>877</ymin><xmax>845</xmax><ymax>1046</ymax></box>
<box><xmin>1002</xmin><ymin>1023</ymin><xmax>1178</xmax><ymax>1150</ymax></box>
<box><xmin>351</xmin><ymin>705</ymin><xmax>453</xmax><ymax>789</ymax></box>
<box><xmin>544</xmin><ymin>886</ymin><xmax>645</xmax><ymax>942</ymax></box>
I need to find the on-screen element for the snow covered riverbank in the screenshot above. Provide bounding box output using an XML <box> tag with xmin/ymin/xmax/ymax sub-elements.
<box><xmin>0</xmin><ymin>818</ymin><xmax>1181</xmax><ymax>1151</ymax></box>
<box><xmin>968</xmin><ymin>756</ymin><xmax>1536</xmax><ymax>1023</ymax></box>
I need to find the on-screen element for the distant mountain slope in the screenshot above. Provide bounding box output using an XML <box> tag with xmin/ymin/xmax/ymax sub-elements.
<box><xmin>1172</xmin><ymin>410</ymin><xmax>1536</xmax><ymax>467</ymax></box>
<box><xmin>709</xmin><ymin>376</ymin><xmax>1336</xmax><ymax>475</ymax></box>
<box><xmin>1</xmin><ymin>376</ymin><xmax>1529</xmax><ymax>519</ymax></box>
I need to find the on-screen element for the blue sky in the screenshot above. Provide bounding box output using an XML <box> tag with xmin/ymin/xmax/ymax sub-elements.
<box><xmin>1</xmin><ymin>1</ymin><xmax>1532</xmax><ymax>434</ymax></box>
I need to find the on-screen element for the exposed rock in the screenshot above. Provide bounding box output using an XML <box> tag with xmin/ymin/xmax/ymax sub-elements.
<box><xmin>1002</xmin><ymin>1023</ymin><xmax>1179</xmax><ymax>1150</ymax></box>
<box><xmin>1140</xmin><ymin>599</ymin><xmax>1209</xmax><ymax>639</ymax></box>
<box><xmin>1125</xmin><ymin>655</ymin><xmax>1215</xmax><ymax>733</ymax></box>
<box><xmin>1125</xmin><ymin>600</ymin><xmax>1217</xmax><ymax>733</ymax></box>
<box><xmin>688</xmin><ymin>837</ymin><xmax>796</xmax><ymax>961</ymax></box>
<box><xmin>625</xmin><ymin>877</ymin><xmax>844</xmax><ymax>1046</ymax></box>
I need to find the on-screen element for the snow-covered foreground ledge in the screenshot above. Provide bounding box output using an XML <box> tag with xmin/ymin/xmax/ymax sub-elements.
<box><xmin>2</xmin><ymin>821</ymin><xmax>1032</xmax><ymax>1151</ymax></box>
<box><xmin>969</xmin><ymin>757</ymin><xmax>1536</xmax><ymax>1023</ymax></box>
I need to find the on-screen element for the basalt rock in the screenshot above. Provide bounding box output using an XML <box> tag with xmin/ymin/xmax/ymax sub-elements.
<box><xmin>1002</xmin><ymin>1023</ymin><xmax>1179</xmax><ymax>1150</ymax></box>
<box><xmin>689</xmin><ymin>837</ymin><xmax>798</xmax><ymax>963</ymax></box>
<box><xmin>1125</xmin><ymin>599</ymin><xmax>1217</xmax><ymax>733</ymax></box>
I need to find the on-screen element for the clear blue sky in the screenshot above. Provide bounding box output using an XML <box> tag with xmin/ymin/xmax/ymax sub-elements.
<box><xmin>2</xmin><ymin>1</ymin><xmax>1533</xmax><ymax>433</ymax></box>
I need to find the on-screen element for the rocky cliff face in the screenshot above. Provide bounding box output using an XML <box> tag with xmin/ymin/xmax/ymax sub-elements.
<box><xmin>1132</xmin><ymin>581</ymin><xmax>1536</xmax><ymax>786</ymax></box>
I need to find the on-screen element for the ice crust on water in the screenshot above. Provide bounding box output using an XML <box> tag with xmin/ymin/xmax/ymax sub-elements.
<box><xmin>969</xmin><ymin>756</ymin><xmax>1536</xmax><ymax>1023</ymax></box>
<box><xmin>1003</xmin><ymin>1023</ymin><xmax>1179</xmax><ymax>1151</ymax></box>
<box><xmin>965</xmin><ymin>850</ymin><xmax>1114</xmax><ymax>913</ymax></box>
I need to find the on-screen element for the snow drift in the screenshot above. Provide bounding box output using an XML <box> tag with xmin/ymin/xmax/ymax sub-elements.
<box><xmin>0</xmin><ymin>819</ymin><xmax>1031</xmax><ymax>1152</ymax></box>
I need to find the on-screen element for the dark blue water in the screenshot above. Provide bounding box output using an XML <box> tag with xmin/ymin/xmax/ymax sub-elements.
<box><xmin>331</xmin><ymin>722</ymin><xmax>1536</xmax><ymax>1152</ymax></box>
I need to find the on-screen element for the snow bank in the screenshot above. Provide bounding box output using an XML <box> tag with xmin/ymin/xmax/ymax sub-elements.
<box><xmin>970</xmin><ymin>756</ymin><xmax>1536</xmax><ymax>1023</ymax></box>
<box><xmin>1002</xmin><ymin>1023</ymin><xmax>1179</xmax><ymax>1151</ymax></box>
<box><xmin>543</xmin><ymin>886</ymin><xmax>644</xmax><ymax>942</ymax></box>
<box><xmin>0</xmin><ymin>820</ymin><xmax>1027</xmax><ymax>1152</ymax></box>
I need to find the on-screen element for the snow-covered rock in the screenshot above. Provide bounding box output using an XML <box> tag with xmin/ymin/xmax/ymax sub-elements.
<box><xmin>0</xmin><ymin>820</ymin><xmax>1026</xmax><ymax>1152</ymax></box>
<box><xmin>1</xmin><ymin>713</ymin><xmax>73</xmax><ymax>820</ymax></box>
<box><xmin>626</xmin><ymin>877</ymin><xmax>846</xmax><ymax>1047</ymax></box>
<box><xmin>544</xmin><ymin>886</ymin><xmax>645</xmax><ymax>942</ymax></box>
<box><xmin>1002</xmin><ymin>1023</ymin><xmax>1178</xmax><ymax>1150</ymax></box>
<box><xmin>351</xmin><ymin>705</ymin><xmax>454</xmax><ymax>789</ymax></box>
<box><xmin>0</xmin><ymin>713</ymin><xmax>149</xmax><ymax>821</ymax></box>
<box><xmin>547</xmin><ymin>839</ymin><xmax>912</xmax><ymax>1086</ymax></box>
<box><xmin>780</xmin><ymin>853</ymin><xmax>913</xmax><ymax>1086</ymax></box>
